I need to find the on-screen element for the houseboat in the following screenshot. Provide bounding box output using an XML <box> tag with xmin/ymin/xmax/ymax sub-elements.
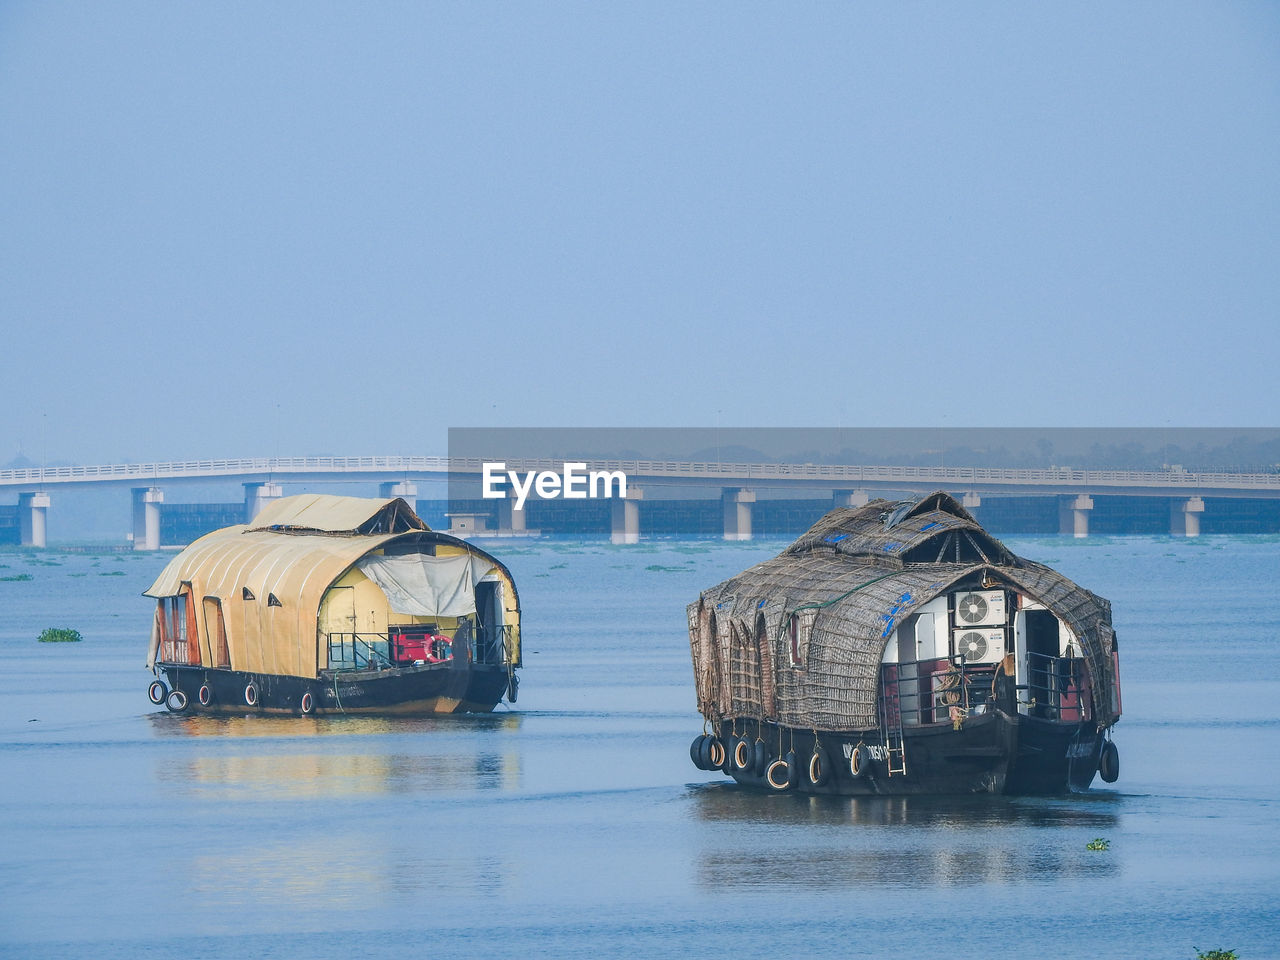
<box><xmin>687</xmin><ymin>491</ymin><xmax>1121</xmax><ymax>795</ymax></box>
<box><xmin>144</xmin><ymin>494</ymin><xmax>521</xmax><ymax>715</ymax></box>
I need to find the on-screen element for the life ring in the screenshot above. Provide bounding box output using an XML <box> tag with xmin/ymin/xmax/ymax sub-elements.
<box><xmin>148</xmin><ymin>680</ymin><xmax>168</xmax><ymax>705</ymax></box>
<box><xmin>849</xmin><ymin>743</ymin><xmax>870</xmax><ymax>778</ymax></box>
<box><xmin>753</xmin><ymin>739</ymin><xmax>768</xmax><ymax>777</ymax></box>
<box><xmin>733</xmin><ymin>737</ymin><xmax>752</xmax><ymax>771</ymax></box>
<box><xmin>1099</xmin><ymin>740</ymin><xmax>1120</xmax><ymax>783</ymax></box>
<box><xmin>690</xmin><ymin>734</ymin><xmax>710</xmax><ymax>770</ymax></box>
<box><xmin>808</xmin><ymin>744</ymin><xmax>831</xmax><ymax>787</ymax></box>
<box><xmin>165</xmin><ymin>689</ymin><xmax>189</xmax><ymax>713</ymax></box>
<box><xmin>198</xmin><ymin>684</ymin><xmax>213</xmax><ymax>707</ymax></box>
<box><xmin>244</xmin><ymin>681</ymin><xmax>259</xmax><ymax>707</ymax></box>
<box><xmin>765</xmin><ymin>757</ymin><xmax>792</xmax><ymax>790</ymax></box>
<box><xmin>299</xmin><ymin>691</ymin><xmax>315</xmax><ymax>715</ymax></box>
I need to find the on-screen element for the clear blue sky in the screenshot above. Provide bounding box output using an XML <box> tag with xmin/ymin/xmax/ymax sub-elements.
<box><xmin>2</xmin><ymin>2</ymin><xmax>1277</xmax><ymax>465</ymax></box>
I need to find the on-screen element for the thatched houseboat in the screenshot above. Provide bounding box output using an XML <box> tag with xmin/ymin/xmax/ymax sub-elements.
<box><xmin>687</xmin><ymin>492</ymin><xmax>1121</xmax><ymax>795</ymax></box>
<box><xmin>144</xmin><ymin>495</ymin><xmax>521</xmax><ymax>715</ymax></box>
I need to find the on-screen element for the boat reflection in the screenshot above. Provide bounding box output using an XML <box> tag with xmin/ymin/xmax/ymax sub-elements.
<box><xmin>690</xmin><ymin>784</ymin><xmax>1121</xmax><ymax>887</ymax></box>
<box><xmin>147</xmin><ymin>712</ymin><xmax>523</xmax><ymax>798</ymax></box>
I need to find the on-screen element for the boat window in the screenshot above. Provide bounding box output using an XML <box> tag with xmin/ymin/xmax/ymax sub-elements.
<box><xmin>203</xmin><ymin>596</ymin><xmax>231</xmax><ymax>669</ymax></box>
<box><xmin>242</xmin><ymin>587</ymin><xmax>255</xmax><ymax>601</ymax></box>
<box><xmin>268</xmin><ymin>593</ymin><xmax>282</xmax><ymax>607</ymax></box>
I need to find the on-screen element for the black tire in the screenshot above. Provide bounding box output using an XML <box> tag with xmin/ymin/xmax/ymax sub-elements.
<box><xmin>808</xmin><ymin>744</ymin><xmax>831</xmax><ymax>787</ymax></box>
<box><xmin>506</xmin><ymin>674</ymin><xmax>519</xmax><ymax>703</ymax></box>
<box><xmin>198</xmin><ymin>684</ymin><xmax>213</xmax><ymax>707</ymax></box>
<box><xmin>165</xmin><ymin>689</ymin><xmax>189</xmax><ymax>713</ymax></box>
<box><xmin>849</xmin><ymin>744</ymin><xmax>869</xmax><ymax>778</ymax></box>
<box><xmin>784</xmin><ymin>750</ymin><xmax>799</xmax><ymax>789</ymax></box>
<box><xmin>707</xmin><ymin>737</ymin><xmax>726</xmax><ymax>770</ymax></box>
<box><xmin>733</xmin><ymin>737</ymin><xmax>752</xmax><ymax>771</ymax></box>
<box><xmin>765</xmin><ymin>757</ymin><xmax>792</xmax><ymax>790</ymax></box>
<box><xmin>698</xmin><ymin>735</ymin><xmax>715</xmax><ymax>770</ymax></box>
<box><xmin>690</xmin><ymin>735</ymin><xmax>709</xmax><ymax>770</ymax></box>
<box><xmin>1099</xmin><ymin>740</ymin><xmax>1120</xmax><ymax>783</ymax></box>
<box><xmin>300</xmin><ymin>691</ymin><xmax>315</xmax><ymax>715</ymax></box>
<box><xmin>244</xmin><ymin>681</ymin><xmax>259</xmax><ymax>707</ymax></box>
<box><xmin>148</xmin><ymin>680</ymin><xmax>168</xmax><ymax>705</ymax></box>
<box><xmin>752</xmin><ymin>739</ymin><xmax>768</xmax><ymax>777</ymax></box>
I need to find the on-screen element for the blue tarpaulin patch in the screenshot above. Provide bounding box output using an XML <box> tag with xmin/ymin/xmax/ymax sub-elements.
<box><xmin>823</xmin><ymin>533</ymin><xmax>847</xmax><ymax>543</ymax></box>
<box><xmin>883</xmin><ymin>542</ymin><xmax>903</xmax><ymax>552</ymax></box>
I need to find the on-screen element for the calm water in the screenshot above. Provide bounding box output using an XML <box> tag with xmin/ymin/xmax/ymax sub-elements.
<box><xmin>1</xmin><ymin>536</ymin><xmax>1278</xmax><ymax>959</ymax></box>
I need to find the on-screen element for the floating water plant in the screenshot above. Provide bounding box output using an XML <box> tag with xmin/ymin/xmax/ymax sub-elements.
<box><xmin>1086</xmin><ymin>837</ymin><xmax>1110</xmax><ymax>851</ymax></box>
<box><xmin>1</xmin><ymin>573</ymin><xmax>34</xmax><ymax>582</ymax></box>
<box><xmin>39</xmin><ymin>627</ymin><xmax>83</xmax><ymax>643</ymax></box>
<box><xmin>1195</xmin><ymin>951</ymin><xmax>1238</xmax><ymax>960</ymax></box>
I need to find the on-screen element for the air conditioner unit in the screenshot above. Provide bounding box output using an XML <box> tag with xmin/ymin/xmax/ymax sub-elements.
<box><xmin>952</xmin><ymin>628</ymin><xmax>1006</xmax><ymax>664</ymax></box>
<box><xmin>953</xmin><ymin>590</ymin><xmax>1006</xmax><ymax>626</ymax></box>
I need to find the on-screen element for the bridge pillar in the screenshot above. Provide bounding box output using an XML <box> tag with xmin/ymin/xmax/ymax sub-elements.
<box><xmin>611</xmin><ymin>487</ymin><xmax>644</xmax><ymax>545</ymax></box>
<box><xmin>1059</xmin><ymin>495</ymin><xmax>1094</xmax><ymax>538</ymax></box>
<box><xmin>961</xmin><ymin>492</ymin><xmax>981</xmax><ymax>519</ymax></box>
<box><xmin>833</xmin><ymin>489</ymin><xmax>869</xmax><ymax>509</ymax></box>
<box><xmin>722</xmin><ymin>488</ymin><xmax>755</xmax><ymax>541</ymax></box>
<box><xmin>18</xmin><ymin>492</ymin><xmax>50</xmax><ymax>548</ymax></box>
<box><xmin>446</xmin><ymin>512</ymin><xmax>489</xmax><ymax>536</ymax></box>
<box><xmin>496</xmin><ymin>498</ymin><xmax>528</xmax><ymax>536</ymax></box>
<box><xmin>131</xmin><ymin>487</ymin><xmax>164</xmax><ymax>550</ymax></box>
<box><xmin>379</xmin><ymin>481</ymin><xmax>418</xmax><ymax>501</ymax></box>
<box><xmin>244</xmin><ymin>482</ymin><xmax>283</xmax><ymax>522</ymax></box>
<box><xmin>1171</xmin><ymin>496</ymin><xmax>1205</xmax><ymax>537</ymax></box>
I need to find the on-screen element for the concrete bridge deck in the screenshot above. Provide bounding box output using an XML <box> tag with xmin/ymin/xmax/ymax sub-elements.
<box><xmin>3</xmin><ymin>456</ymin><xmax>1278</xmax><ymax>547</ymax></box>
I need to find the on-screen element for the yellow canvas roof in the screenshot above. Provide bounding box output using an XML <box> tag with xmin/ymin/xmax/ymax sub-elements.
<box><xmin>247</xmin><ymin>493</ymin><xmax>429</xmax><ymax>534</ymax></box>
<box><xmin>144</xmin><ymin>523</ymin><xmax>403</xmax><ymax>677</ymax></box>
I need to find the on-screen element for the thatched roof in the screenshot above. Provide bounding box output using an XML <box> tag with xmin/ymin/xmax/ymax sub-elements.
<box><xmin>689</xmin><ymin>491</ymin><xmax>1116</xmax><ymax>731</ymax></box>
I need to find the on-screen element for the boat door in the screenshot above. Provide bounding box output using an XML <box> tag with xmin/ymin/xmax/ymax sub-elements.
<box><xmin>318</xmin><ymin>586</ymin><xmax>357</xmax><ymax>668</ymax></box>
<box><xmin>474</xmin><ymin>579</ymin><xmax>503</xmax><ymax>665</ymax></box>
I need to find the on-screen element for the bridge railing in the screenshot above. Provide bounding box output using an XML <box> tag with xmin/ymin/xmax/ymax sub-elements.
<box><xmin>2</xmin><ymin>455</ymin><xmax>1278</xmax><ymax>490</ymax></box>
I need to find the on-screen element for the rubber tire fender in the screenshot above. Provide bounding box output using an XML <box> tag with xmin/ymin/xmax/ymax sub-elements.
<box><xmin>752</xmin><ymin>739</ymin><xmax>768</xmax><ymax>777</ymax></box>
<box><xmin>165</xmin><ymin>689</ymin><xmax>189</xmax><ymax>713</ymax></box>
<box><xmin>300</xmin><ymin>691</ymin><xmax>315</xmax><ymax>715</ymax></box>
<box><xmin>698</xmin><ymin>735</ymin><xmax>716</xmax><ymax>770</ymax></box>
<box><xmin>244</xmin><ymin>681</ymin><xmax>259</xmax><ymax>707</ymax></box>
<box><xmin>808</xmin><ymin>743</ymin><xmax>831</xmax><ymax>787</ymax></box>
<box><xmin>506</xmin><ymin>674</ymin><xmax>519</xmax><ymax>703</ymax></box>
<box><xmin>690</xmin><ymin>735</ymin><xmax>710</xmax><ymax>770</ymax></box>
<box><xmin>784</xmin><ymin>750</ymin><xmax>799</xmax><ymax>789</ymax></box>
<box><xmin>765</xmin><ymin>757</ymin><xmax>792</xmax><ymax>791</ymax></box>
<box><xmin>198</xmin><ymin>684</ymin><xmax>214</xmax><ymax>707</ymax></box>
<box><xmin>849</xmin><ymin>743</ymin><xmax>870</xmax><ymax>778</ymax></box>
<box><xmin>1099</xmin><ymin>740</ymin><xmax>1120</xmax><ymax>783</ymax></box>
<box><xmin>148</xmin><ymin>680</ymin><xmax>168</xmax><ymax>705</ymax></box>
<box><xmin>707</xmin><ymin>737</ymin><xmax>726</xmax><ymax>771</ymax></box>
<box><xmin>733</xmin><ymin>737</ymin><xmax>753</xmax><ymax>772</ymax></box>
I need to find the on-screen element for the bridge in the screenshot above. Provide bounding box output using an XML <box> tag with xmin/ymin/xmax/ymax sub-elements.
<box><xmin>3</xmin><ymin>455</ymin><xmax>1279</xmax><ymax>547</ymax></box>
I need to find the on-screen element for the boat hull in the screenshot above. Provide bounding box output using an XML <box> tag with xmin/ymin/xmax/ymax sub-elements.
<box><xmin>710</xmin><ymin>710</ymin><xmax>1104</xmax><ymax>796</ymax></box>
<box><xmin>154</xmin><ymin>661</ymin><xmax>512</xmax><ymax>715</ymax></box>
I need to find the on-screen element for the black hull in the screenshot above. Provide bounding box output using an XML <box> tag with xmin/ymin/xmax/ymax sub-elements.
<box><xmin>709</xmin><ymin>711</ymin><xmax>1105</xmax><ymax>796</ymax></box>
<box><xmin>154</xmin><ymin>661</ymin><xmax>512</xmax><ymax>715</ymax></box>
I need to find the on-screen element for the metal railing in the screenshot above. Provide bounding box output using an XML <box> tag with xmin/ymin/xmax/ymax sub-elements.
<box><xmin>881</xmin><ymin>653</ymin><xmax>1085</xmax><ymax>726</ymax></box>
<box><xmin>326</xmin><ymin>633</ymin><xmax>396</xmax><ymax>671</ymax></box>
<box><xmin>1022</xmin><ymin>651</ymin><xmax>1085</xmax><ymax>721</ymax></box>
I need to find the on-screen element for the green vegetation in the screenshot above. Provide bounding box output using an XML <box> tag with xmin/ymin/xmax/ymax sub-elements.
<box><xmin>38</xmin><ymin>627</ymin><xmax>83</xmax><ymax>643</ymax></box>
<box><xmin>1195</xmin><ymin>951</ymin><xmax>1238</xmax><ymax>960</ymax></box>
<box><xmin>1</xmin><ymin>573</ymin><xmax>34</xmax><ymax>582</ymax></box>
<box><xmin>1086</xmin><ymin>837</ymin><xmax>1110</xmax><ymax>851</ymax></box>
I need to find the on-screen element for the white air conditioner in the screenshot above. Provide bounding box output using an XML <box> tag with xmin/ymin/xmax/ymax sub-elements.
<box><xmin>953</xmin><ymin>590</ymin><xmax>1006</xmax><ymax>626</ymax></box>
<box><xmin>952</xmin><ymin>628</ymin><xmax>1006</xmax><ymax>664</ymax></box>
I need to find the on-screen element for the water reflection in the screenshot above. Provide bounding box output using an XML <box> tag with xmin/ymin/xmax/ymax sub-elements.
<box><xmin>146</xmin><ymin>712</ymin><xmax>523</xmax><ymax>798</ymax></box>
<box><xmin>691</xmin><ymin>783</ymin><xmax>1121</xmax><ymax>829</ymax></box>
<box><xmin>690</xmin><ymin>784</ymin><xmax>1121</xmax><ymax>888</ymax></box>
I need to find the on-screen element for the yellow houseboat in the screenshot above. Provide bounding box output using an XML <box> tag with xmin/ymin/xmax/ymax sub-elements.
<box><xmin>143</xmin><ymin>494</ymin><xmax>521</xmax><ymax>715</ymax></box>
